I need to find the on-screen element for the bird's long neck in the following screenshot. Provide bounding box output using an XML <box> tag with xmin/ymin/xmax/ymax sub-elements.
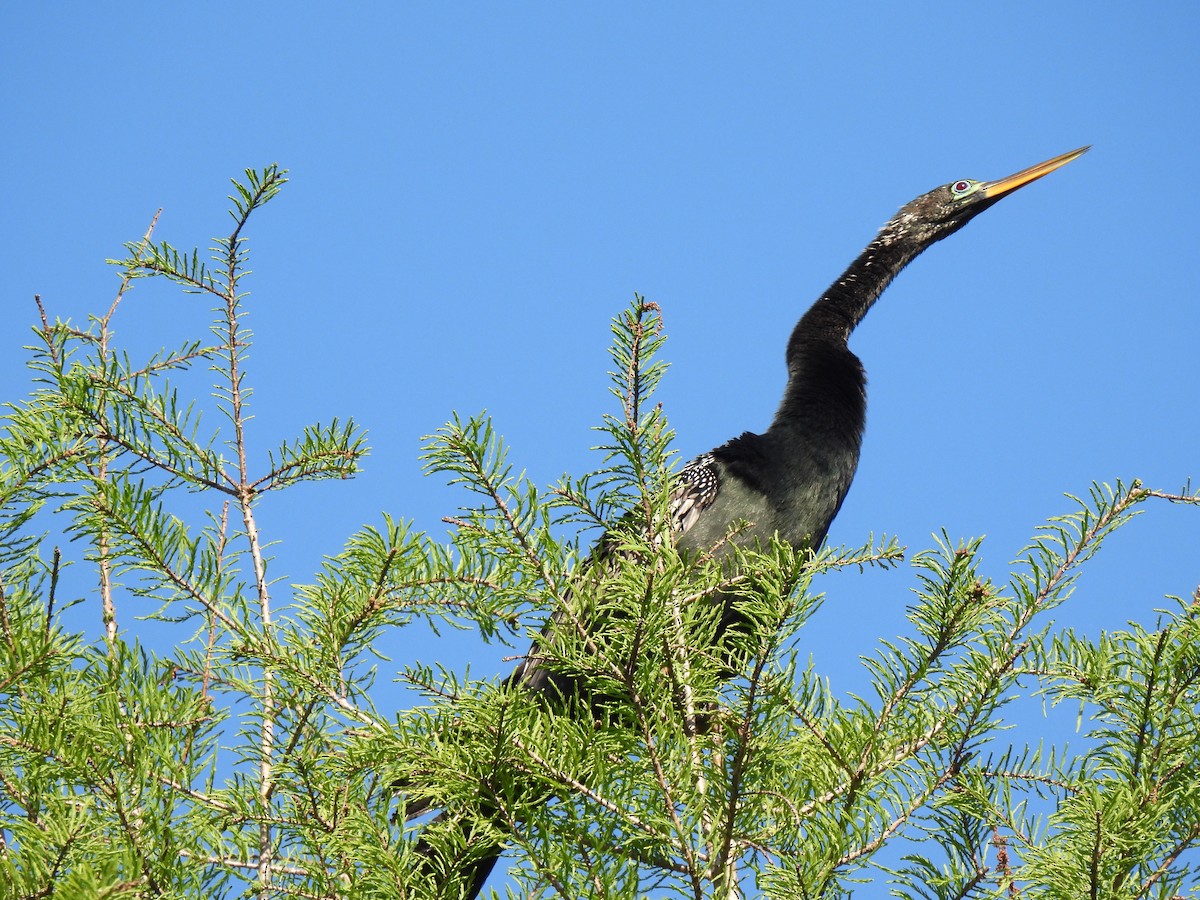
<box><xmin>795</xmin><ymin>225</ymin><xmax>921</xmax><ymax>346</ymax></box>
<box><xmin>770</xmin><ymin>224</ymin><xmax>920</xmax><ymax>434</ymax></box>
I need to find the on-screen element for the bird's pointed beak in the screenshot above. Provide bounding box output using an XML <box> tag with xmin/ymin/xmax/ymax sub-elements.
<box><xmin>979</xmin><ymin>146</ymin><xmax>1090</xmax><ymax>200</ymax></box>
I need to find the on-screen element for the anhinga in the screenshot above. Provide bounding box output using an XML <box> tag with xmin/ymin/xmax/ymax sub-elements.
<box><xmin>419</xmin><ymin>146</ymin><xmax>1088</xmax><ymax>897</ymax></box>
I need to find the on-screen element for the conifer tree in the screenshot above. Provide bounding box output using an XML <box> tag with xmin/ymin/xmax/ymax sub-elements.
<box><xmin>1</xmin><ymin>168</ymin><xmax>1198</xmax><ymax>899</ymax></box>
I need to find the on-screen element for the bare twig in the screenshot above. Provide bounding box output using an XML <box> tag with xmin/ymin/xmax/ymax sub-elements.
<box><xmin>94</xmin><ymin>209</ymin><xmax>161</xmax><ymax>652</ymax></box>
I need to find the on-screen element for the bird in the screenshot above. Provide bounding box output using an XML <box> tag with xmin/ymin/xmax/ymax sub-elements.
<box><xmin>416</xmin><ymin>145</ymin><xmax>1089</xmax><ymax>897</ymax></box>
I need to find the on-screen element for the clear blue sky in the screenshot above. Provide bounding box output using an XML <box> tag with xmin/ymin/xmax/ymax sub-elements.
<box><xmin>2</xmin><ymin>0</ymin><xmax>1198</xmax><ymax>873</ymax></box>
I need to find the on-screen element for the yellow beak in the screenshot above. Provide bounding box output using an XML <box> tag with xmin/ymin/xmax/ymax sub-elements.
<box><xmin>979</xmin><ymin>146</ymin><xmax>1090</xmax><ymax>199</ymax></box>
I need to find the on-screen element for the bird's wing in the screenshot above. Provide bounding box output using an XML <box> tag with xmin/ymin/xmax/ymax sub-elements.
<box><xmin>668</xmin><ymin>452</ymin><xmax>721</xmax><ymax>537</ymax></box>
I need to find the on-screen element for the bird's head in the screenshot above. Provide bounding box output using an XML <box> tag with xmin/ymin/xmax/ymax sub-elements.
<box><xmin>881</xmin><ymin>146</ymin><xmax>1090</xmax><ymax>248</ymax></box>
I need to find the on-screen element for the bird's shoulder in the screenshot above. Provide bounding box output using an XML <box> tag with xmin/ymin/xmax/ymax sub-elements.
<box><xmin>669</xmin><ymin>452</ymin><xmax>722</xmax><ymax>536</ymax></box>
<box><xmin>669</xmin><ymin>430</ymin><xmax>772</xmax><ymax>536</ymax></box>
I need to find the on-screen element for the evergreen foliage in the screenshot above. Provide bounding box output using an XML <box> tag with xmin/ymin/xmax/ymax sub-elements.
<box><xmin>1</xmin><ymin>169</ymin><xmax>1198</xmax><ymax>899</ymax></box>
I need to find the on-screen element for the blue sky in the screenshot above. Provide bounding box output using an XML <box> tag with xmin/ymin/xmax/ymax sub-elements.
<box><xmin>2</xmin><ymin>0</ymin><xmax>1199</xmax><ymax>884</ymax></box>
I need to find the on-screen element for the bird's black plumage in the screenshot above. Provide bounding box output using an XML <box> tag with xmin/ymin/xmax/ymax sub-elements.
<box><xmin>416</xmin><ymin>146</ymin><xmax>1088</xmax><ymax>897</ymax></box>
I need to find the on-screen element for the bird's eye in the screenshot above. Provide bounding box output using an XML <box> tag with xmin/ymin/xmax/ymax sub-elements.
<box><xmin>951</xmin><ymin>180</ymin><xmax>978</xmax><ymax>197</ymax></box>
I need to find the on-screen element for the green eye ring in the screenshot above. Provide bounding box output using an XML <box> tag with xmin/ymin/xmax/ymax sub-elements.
<box><xmin>951</xmin><ymin>179</ymin><xmax>980</xmax><ymax>198</ymax></box>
